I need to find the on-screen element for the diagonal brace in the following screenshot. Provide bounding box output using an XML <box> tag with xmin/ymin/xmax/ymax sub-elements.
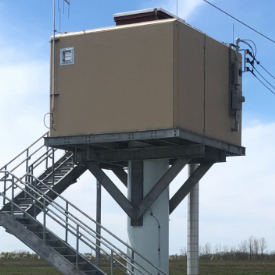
<box><xmin>169</xmin><ymin>163</ymin><xmax>213</xmax><ymax>214</ymax></box>
<box><xmin>86</xmin><ymin>163</ymin><xmax>136</xmax><ymax>219</ymax></box>
<box><xmin>111</xmin><ymin>168</ymin><xmax>128</xmax><ymax>187</ymax></box>
<box><xmin>135</xmin><ymin>158</ymin><xmax>190</xmax><ymax>220</ymax></box>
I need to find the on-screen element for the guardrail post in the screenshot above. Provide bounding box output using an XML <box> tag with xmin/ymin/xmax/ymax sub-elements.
<box><xmin>65</xmin><ymin>202</ymin><xmax>69</xmax><ymax>243</ymax></box>
<box><xmin>25</xmin><ymin>148</ymin><xmax>29</xmax><ymax>183</ymax></box>
<box><xmin>76</xmin><ymin>225</ymin><xmax>79</xmax><ymax>268</ymax></box>
<box><xmin>43</xmin><ymin>199</ymin><xmax>46</xmax><ymax>243</ymax></box>
<box><xmin>11</xmin><ymin>176</ymin><xmax>14</xmax><ymax>218</ymax></box>
<box><xmin>131</xmin><ymin>251</ymin><xmax>135</xmax><ymax>274</ymax></box>
<box><xmin>3</xmin><ymin>167</ymin><xmax>7</xmax><ymax>205</ymax></box>
<box><xmin>34</xmin><ymin>199</ymin><xmax>37</xmax><ymax>219</ymax></box>
<box><xmin>46</xmin><ymin>132</ymin><xmax>49</xmax><ymax>170</ymax></box>
<box><xmin>96</xmin><ymin>180</ymin><xmax>101</xmax><ymax>267</ymax></box>
<box><xmin>111</xmin><ymin>250</ymin><xmax>114</xmax><ymax>275</ymax></box>
<box><xmin>52</xmin><ymin>149</ymin><xmax>55</xmax><ymax>186</ymax></box>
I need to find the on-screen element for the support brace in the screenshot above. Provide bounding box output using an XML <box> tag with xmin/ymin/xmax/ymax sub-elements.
<box><xmin>169</xmin><ymin>163</ymin><xmax>213</xmax><ymax>214</ymax></box>
<box><xmin>87</xmin><ymin>158</ymin><xmax>192</xmax><ymax>222</ymax></box>
<box><xmin>86</xmin><ymin>163</ymin><xmax>136</xmax><ymax>219</ymax></box>
<box><xmin>136</xmin><ymin>158</ymin><xmax>190</xmax><ymax>220</ymax></box>
<box><xmin>111</xmin><ymin>168</ymin><xmax>128</xmax><ymax>187</ymax></box>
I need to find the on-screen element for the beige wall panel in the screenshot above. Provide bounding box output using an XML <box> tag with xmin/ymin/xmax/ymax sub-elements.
<box><xmin>204</xmin><ymin>37</ymin><xmax>241</xmax><ymax>145</ymax></box>
<box><xmin>173</xmin><ymin>21</ymin><xmax>179</xmax><ymax>127</ymax></box>
<box><xmin>177</xmin><ymin>23</ymin><xmax>204</xmax><ymax>133</ymax></box>
<box><xmin>51</xmin><ymin>21</ymin><xmax>175</xmax><ymax>137</ymax></box>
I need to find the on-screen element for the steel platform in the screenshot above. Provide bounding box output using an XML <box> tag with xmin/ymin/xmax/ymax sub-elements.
<box><xmin>45</xmin><ymin>128</ymin><xmax>245</xmax><ymax>169</ymax></box>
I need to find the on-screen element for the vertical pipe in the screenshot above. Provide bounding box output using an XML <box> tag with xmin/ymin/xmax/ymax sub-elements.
<box><xmin>96</xmin><ymin>180</ymin><xmax>102</xmax><ymax>267</ymax></box>
<box><xmin>176</xmin><ymin>0</ymin><xmax>179</xmax><ymax>19</ymax></box>
<box><xmin>187</xmin><ymin>164</ymin><xmax>199</xmax><ymax>275</ymax></box>
<box><xmin>51</xmin><ymin>0</ymin><xmax>56</xmax><ymax>114</ymax></box>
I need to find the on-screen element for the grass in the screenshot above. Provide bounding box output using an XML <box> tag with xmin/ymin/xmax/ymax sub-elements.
<box><xmin>0</xmin><ymin>259</ymin><xmax>275</xmax><ymax>275</ymax></box>
<box><xmin>170</xmin><ymin>259</ymin><xmax>275</xmax><ymax>275</ymax></box>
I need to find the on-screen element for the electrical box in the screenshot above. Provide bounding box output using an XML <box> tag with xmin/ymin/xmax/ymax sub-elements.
<box><xmin>49</xmin><ymin>9</ymin><xmax>243</xmax><ymax>146</ymax></box>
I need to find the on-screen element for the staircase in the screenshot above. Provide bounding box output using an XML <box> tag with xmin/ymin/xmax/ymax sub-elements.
<box><xmin>0</xmin><ymin>132</ymin><xmax>167</xmax><ymax>275</ymax></box>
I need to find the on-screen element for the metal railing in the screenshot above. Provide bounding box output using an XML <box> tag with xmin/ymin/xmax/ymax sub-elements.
<box><xmin>0</xmin><ymin>171</ymin><xmax>167</xmax><ymax>275</ymax></box>
<box><xmin>0</xmin><ymin>132</ymin><xmax>49</xmax><ymax>173</ymax></box>
<box><xmin>0</xmin><ymin>132</ymin><xmax>72</xmax><ymax>206</ymax></box>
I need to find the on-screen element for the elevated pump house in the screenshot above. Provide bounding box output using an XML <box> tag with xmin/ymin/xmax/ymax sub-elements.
<box><xmin>46</xmin><ymin>8</ymin><xmax>245</xmax><ymax>275</ymax></box>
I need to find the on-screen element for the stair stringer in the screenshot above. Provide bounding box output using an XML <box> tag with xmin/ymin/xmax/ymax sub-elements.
<box><xmin>27</xmin><ymin>165</ymin><xmax>87</xmax><ymax>217</ymax></box>
<box><xmin>1</xmin><ymin>165</ymin><xmax>87</xmax><ymax>215</ymax></box>
<box><xmin>0</xmin><ymin>212</ymin><xmax>86</xmax><ymax>275</ymax></box>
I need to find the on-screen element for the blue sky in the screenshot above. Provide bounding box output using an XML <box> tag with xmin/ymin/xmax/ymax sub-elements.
<box><xmin>0</xmin><ymin>0</ymin><xmax>274</xmax><ymax>256</ymax></box>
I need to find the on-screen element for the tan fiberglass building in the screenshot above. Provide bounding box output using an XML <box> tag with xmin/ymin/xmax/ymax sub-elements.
<box><xmin>49</xmin><ymin>8</ymin><xmax>243</xmax><ymax>147</ymax></box>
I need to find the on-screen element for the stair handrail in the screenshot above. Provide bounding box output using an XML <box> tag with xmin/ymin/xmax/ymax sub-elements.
<box><xmin>23</xmin><ymin>172</ymin><xmax>165</xmax><ymax>275</ymax></box>
<box><xmin>0</xmin><ymin>171</ymin><xmax>167</xmax><ymax>275</ymax></box>
<box><xmin>24</xmin><ymin>172</ymin><xmax>167</xmax><ymax>275</ymax></box>
<box><xmin>0</xmin><ymin>132</ymin><xmax>49</xmax><ymax>171</ymax></box>
<box><xmin>0</xmin><ymin>195</ymin><xmax>138</xmax><ymax>275</ymax></box>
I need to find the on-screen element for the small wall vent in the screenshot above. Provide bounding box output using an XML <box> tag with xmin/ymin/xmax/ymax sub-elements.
<box><xmin>60</xmin><ymin>47</ymin><xmax>74</xmax><ymax>66</ymax></box>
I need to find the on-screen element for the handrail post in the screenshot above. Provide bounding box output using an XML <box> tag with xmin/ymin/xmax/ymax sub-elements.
<box><xmin>3</xmin><ymin>166</ymin><xmax>7</xmax><ymax>205</ymax></box>
<box><xmin>25</xmin><ymin>148</ymin><xmax>29</xmax><ymax>183</ymax></box>
<box><xmin>43</xmin><ymin>199</ymin><xmax>46</xmax><ymax>243</ymax></box>
<box><xmin>65</xmin><ymin>202</ymin><xmax>69</xmax><ymax>243</ymax></box>
<box><xmin>76</xmin><ymin>225</ymin><xmax>79</xmax><ymax>268</ymax></box>
<box><xmin>131</xmin><ymin>251</ymin><xmax>135</xmax><ymax>274</ymax></box>
<box><xmin>34</xmin><ymin>199</ymin><xmax>37</xmax><ymax>219</ymax></box>
<box><xmin>111</xmin><ymin>250</ymin><xmax>114</xmax><ymax>275</ymax></box>
<box><xmin>33</xmin><ymin>175</ymin><xmax>37</xmax><ymax>219</ymax></box>
<box><xmin>96</xmin><ymin>180</ymin><xmax>101</xmax><ymax>267</ymax></box>
<box><xmin>52</xmin><ymin>149</ymin><xmax>55</xmax><ymax>186</ymax></box>
<box><xmin>46</xmin><ymin>132</ymin><xmax>49</xmax><ymax>170</ymax></box>
<box><xmin>11</xmin><ymin>176</ymin><xmax>14</xmax><ymax>218</ymax></box>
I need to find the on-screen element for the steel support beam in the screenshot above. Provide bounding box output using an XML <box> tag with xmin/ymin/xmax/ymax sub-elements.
<box><xmin>129</xmin><ymin>161</ymin><xmax>143</xmax><ymax>226</ymax></box>
<box><xmin>86</xmin><ymin>163</ymin><xmax>136</xmax><ymax>219</ymax></box>
<box><xmin>45</xmin><ymin>128</ymin><xmax>245</xmax><ymax>156</ymax></box>
<box><xmin>136</xmin><ymin>158</ymin><xmax>190</xmax><ymax>220</ymax></box>
<box><xmin>76</xmin><ymin>144</ymin><xmax>204</xmax><ymax>163</ymax></box>
<box><xmin>169</xmin><ymin>163</ymin><xmax>213</xmax><ymax>214</ymax></box>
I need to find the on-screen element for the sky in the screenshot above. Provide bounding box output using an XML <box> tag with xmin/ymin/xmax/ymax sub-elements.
<box><xmin>0</xmin><ymin>0</ymin><xmax>274</xmax><ymax>257</ymax></box>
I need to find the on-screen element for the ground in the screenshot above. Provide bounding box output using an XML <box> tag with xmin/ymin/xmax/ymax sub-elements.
<box><xmin>0</xmin><ymin>259</ymin><xmax>275</xmax><ymax>275</ymax></box>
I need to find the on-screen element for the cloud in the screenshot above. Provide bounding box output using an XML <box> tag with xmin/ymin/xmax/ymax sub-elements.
<box><xmin>0</xmin><ymin>45</ymin><xmax>49</xmax><ymax>168</ymax></box>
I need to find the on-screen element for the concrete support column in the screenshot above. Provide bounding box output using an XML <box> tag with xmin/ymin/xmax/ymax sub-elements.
<box><xmin>187</xmin><ymin>164</ymin><xmax>199</xmax><ymax>275</ymax></box>
<box><xmin>127</xmin><ymin>159</ymin><xmax>169</xmax><ymax>275</ymax></box>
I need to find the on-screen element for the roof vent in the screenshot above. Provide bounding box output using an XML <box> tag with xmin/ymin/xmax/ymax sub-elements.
<box><xmin>114</xmin><ymin>8</ymin><xmax>179</xmax><ymax>26</ymax></box>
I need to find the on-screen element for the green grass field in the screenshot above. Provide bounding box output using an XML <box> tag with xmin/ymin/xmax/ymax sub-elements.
<box><xmin>0</xmin><ymin>259</ymin><xmax>274</xmax><ymax>275</ymax></box>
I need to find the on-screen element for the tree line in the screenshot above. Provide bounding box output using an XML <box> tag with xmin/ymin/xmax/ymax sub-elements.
<box><xmin>173</xmin><ymin>236</ymin><xmax>275</xmax><ymax>261</ymax></box>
